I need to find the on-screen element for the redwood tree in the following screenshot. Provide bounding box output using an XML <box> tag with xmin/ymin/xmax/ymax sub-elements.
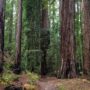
<box><xmin>60</xmin><ymin>0</ymin><xmax>76</xmax><ymax>78</ymax></box>
<box><xmin>0</xmin><ymin>0</ymin><xmax>4</xmax><ymax>74</ymax></box>
<box><xmin>83</xmin><ymin>0</ymin><xmax>90</xmax><ymax>75</ymax></box>
<box><xmin>40</xmin><ymin>2</ymin><xmax>50</xmax><ymax>76</ymax></box>
<box><xmin>13</xmin><ymin>0</ymin><xmax>22</xmax><ymax>74</ymax></box>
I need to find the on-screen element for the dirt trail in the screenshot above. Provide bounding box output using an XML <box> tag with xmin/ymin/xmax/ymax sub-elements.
<box><xmin>38</xmin><ymin>81</ymin><xmax>57</xmax><ymax>90</ymax></box>
<box><xmin>37</xmin><ymin>77</ymin><xmax>58</xmax><ymax>90</ymax></box>
<box><xmin>37</xmin><ymin>77</ymin><xmax>90</xmax><ymax>90</ymax></box>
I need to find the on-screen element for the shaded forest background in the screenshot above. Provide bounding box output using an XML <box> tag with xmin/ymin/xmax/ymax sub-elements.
<box><xmin>3</xmin><ymin>0</ymin><xmax>60</xmax><ymax>75</ymax></box>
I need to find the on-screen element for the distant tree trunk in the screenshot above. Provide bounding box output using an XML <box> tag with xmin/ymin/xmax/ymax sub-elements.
<box><xmin>8</xmin><ymin>1</ymin><xmax>13</xmax><ymax>52</ymax></box>
<box><xmin>40</xmin><ymin>4</ymin><xmax>49</xmax><ymax>76</ymax></box>
<box><xmin>60</xmin><ymin>0</ymin><xmax>76</xmax><ymax>78</ymax></box>
<box><xmin>83</xmin><ymin>0</ymin><xmax>90</xmax><ymax>75</ymax></box>
<box><xmin>0</xmin><ymin>0</ymin><xmax>4</xmax><ymax>74</ymax></box>
<box><xmin>13</xmin><ymin>0</ymin><xmax>22</xmax><ymax>74</ymax></box>
<box><xmin>41</xmin><ymin>50</ymin><xmax>47</xmax><ymax>75</ymax></box>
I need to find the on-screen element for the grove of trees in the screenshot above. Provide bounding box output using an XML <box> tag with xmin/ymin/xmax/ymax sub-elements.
<box><xmin>0</xmin><ymin>0</ymin><xmax>90</xmax><ymax>79</ymax></box>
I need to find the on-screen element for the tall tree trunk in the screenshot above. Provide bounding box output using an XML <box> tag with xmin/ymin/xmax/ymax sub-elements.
<box><xmin>13</xmin><ymin>0</ymin><xmax>22</xmax><ymax>74</ymax></box>
<box><xmin>40</xmin><ymin>3</ymin><xmax>49</xmax><ymax>76</ymax></box>
<box><xmin>8</xmin><ymin>1</ymin><xmax>13</xmax><ymax>52</ymax></box>
<box><xmin>0</xmin><ymin>0</ymin><xmax>4</xmax><ymax>74</ymax></box>
<box><xmin>83</xmin><ymin>0</ymin><xmax>90</xmax><ymax>75</ymax></box>
<box><xmin>60</xmin><ymin>0</ymin><xmax>76</xmax><ymax>78</ymax></box>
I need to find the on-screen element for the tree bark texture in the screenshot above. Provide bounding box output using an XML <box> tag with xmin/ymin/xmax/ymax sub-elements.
<box><xmin>14</xmin><ymin>0</ymin><xmax>22</xmax><ymax>74</ymax></box>
<box><xmin>60</xmin><ymin>0</ymin><xmax>76</xmax><ymax>78</ymax></box>
<box><xmin>83</xmin><ymin>0</ymin><xmax>90</xmax><ymax>75</ymax></box>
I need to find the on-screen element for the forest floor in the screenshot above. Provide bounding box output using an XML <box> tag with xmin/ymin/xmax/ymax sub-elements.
<box><xmin>37</xmin><ymin>77</ymin><xmax>90</xmax><ymax>90</ymax></box>
<box><xmin>0</xmin><ymin>74</ymin><xmax>90</xmax><ymax>90</ymax></box>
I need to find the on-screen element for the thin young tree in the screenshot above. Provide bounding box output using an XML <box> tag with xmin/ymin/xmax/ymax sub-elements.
<box><xmin>83</xmin><ymin>0</ymin><xmax>90</xmax><ymax>75</ymax></box>
<box><xmin>0</xmin><ymin>0</ymin><xmax>4</xmax><ymax>74</ymax></box>
<box><xmin>60</xmin><ymin>0</ymin><xmax>76</xmax><ymax>78</ymax></box>
<box><xmin>13</xmin><ymin>0</ymin><xmax>22</xmax><ymax>74</ymax></box>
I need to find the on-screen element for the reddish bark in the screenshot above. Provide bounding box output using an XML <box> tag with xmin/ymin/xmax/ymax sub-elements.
<box><xmin>83</xmin><ymin>0</ymin><xmax>90</xmax><ymax>75</ymax></box>
<box><xmin>60</xmin><ymin>0</ymin><xmax>76</xmax><ymax>78</ymax></box>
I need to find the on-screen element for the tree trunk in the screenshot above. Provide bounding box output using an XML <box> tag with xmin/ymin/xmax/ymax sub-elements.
<box><xmin>40</xmin><ymin>3</ymin><xmax>49</xmax><ymax>76</ymax></box>
<box><xmin>83</xmin><ymin>0</ymin><xmax>90</xmax><ymax>75</ymax></box>
<box><xmin>0</xmin><ymin>0</ymin><xmax>4</xmax><ymax>74</ymax></box>
<box><xmin>13</xmin><ymin>0</ymin><xmax>22</xmax><ymax>74</ymax></box>
<box><xmin>8</xmin><ymin>1</ymin><xmax>13</xmax><ymax>52</ymax></box>
<box><xmin>60</xmin><ymin>0</ymin><xmax>76</xmax><ymax>78</ymax></box>
<box><xmin>41</xmin><ymin>50</ymin><xmax>47</xmax><ymax>75</ymax></box>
